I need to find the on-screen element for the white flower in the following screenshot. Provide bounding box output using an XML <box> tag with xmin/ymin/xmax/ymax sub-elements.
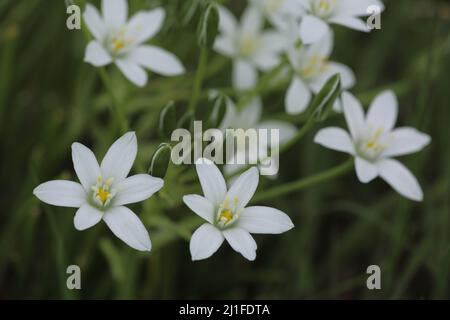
<box><xmin>314</xmin><ymin>91</ymin><xmax>431</xmax><ymax>201</ymax></box>
<box><xmin>183</xmin><ymin>159</ymin><xmax>294</xmax><ymax>261</ymax></box>
<box><xmin>285</xmin><ymin>31</ymin><xmax>355</xmax><ymax>114</ymax></box>
<box><xmin>220</xmin><ymin>97</ymin><xmax>297</xmax><ymax>177</ymax></box>
<box><xmin>83</xmin><ymin>0</ymin><xmax>185</xmax><ymax>87</ymax></box>
<box><xmin>214</xmin><ymin>5</ymin><xmax>288</xmax><ymax>90</ymax></box>
<box><xmin>249</xmin><ymin>0</ymin><xmax>304</xmax><ymax>27</ymax></box>
<box><xmin>33</xmin><ymin>132</ymin><xmax>164</xmax><ymax>251</ymax></box>
<box><xmin>298</xmin><ymin>0</ymin><xmax>385</xmax><ymax>44</ymax></box>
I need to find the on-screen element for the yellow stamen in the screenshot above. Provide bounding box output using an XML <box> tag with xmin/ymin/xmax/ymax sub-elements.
<box><xmin>219</xmin><ymin>209</ymin><xmax>233</xmax><ymax>223</ymax></box>
<box><xmin>96</xmin><ymin>188</ymin><xmax>110</xmax><ymax>205</ymax></box>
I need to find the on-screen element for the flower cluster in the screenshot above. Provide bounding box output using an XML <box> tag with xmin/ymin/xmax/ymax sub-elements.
<box><xmin>33</xmin><ymin>0</ymin><xmax>431</xmax><ymax>262</ymax></box>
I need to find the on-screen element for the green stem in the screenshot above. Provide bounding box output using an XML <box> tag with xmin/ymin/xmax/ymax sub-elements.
<box><xmin>251</xmin><ymin>159</ymin><xmax>353</xmax><ymax>203</ymax></box>
<box><xmin>188</xmin><ymin>47</ymin><xmax>209</xmax><ymax>113</ymax></box>
<box><xmin>98</xmin><ymin>68</ymin><xmax>128</xmax><ymax>133</ymax></box>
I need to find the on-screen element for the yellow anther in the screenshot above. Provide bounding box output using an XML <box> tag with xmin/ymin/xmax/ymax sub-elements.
<box><xmin>96</xmin><ymin>188</ymin><xmax>110</xmax><ymax>205</ymax></box>
<box><xmin>219</xmin><ymin>209</ymin><xmax>233</xmax><ymax>223</ymax></box>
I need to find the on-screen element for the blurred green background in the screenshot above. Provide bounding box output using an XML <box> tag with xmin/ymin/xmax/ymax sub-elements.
<box><xmin>0</xmin><ymin>0</ymin><xmax>449</xmax><ymax>299</ymax></box>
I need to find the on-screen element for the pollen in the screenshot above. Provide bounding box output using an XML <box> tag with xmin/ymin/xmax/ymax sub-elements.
<box><xmin>96</xmin><ymin>188</ymin><xmax>110</xmax><ymax>205</ymax></box>
<box><xmin>219</xmin><ymin>209</ymin><xmax>233</xmax><ymax>223</ymax></box>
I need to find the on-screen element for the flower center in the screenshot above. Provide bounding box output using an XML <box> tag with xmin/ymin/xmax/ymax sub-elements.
<box><xmin>312</xmin><ymin>0</ymin><xmax>337</xmax><ymax>18</ymax></box>
<box><xmin>357</xmin><ymin>128</ymin><xmax>389</xmax><ymax>161</ymax></box>
<box><xmin>105</xmin><ymin>28</ymin><xmax>134</xmax><ymax>56</ymax></box>
<box><xmin>216</xmin><ymin>197</ymin><xmax>242</xmax><ymax>229</ymax></box>
<box><xmin>91</xmin><ymin>176</ymin><xmax>116</xmax><ymax>207</ymax></box>
<box><xmin>238</xmin><ymin>34</ymin><xmax>261</xmax><ymax>58</ymax></box>
<box><xmin>301</xmin><ymin>54</ymin><xmax>329</xmax><ymax>79</ymax></box>
<box><xmin>263</xmin><ymin>0</ymin><xmax>283</xmax><ymax>14</ymax></box>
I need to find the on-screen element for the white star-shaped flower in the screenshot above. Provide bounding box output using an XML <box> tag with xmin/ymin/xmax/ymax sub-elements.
<box><xmin>314</xmin><ymin>91</ymin><xmax>431</xmax><ymax>201</ymax></box>
<box><xmin>33</xmin><ymin>132</ymin><xmax>164</xmax><ymax>251</ymax></box>
<box><xmin>214</xmin><ymin>5</ymin><xmax>288</xmax><ymax>90</ymax></box>
<box><xmin>298</xmin><ymin>0</ymin><xmax>385</xmax><ymax>44</ymax></box>
<box><xmin>184</xmin><ymin>159</ymin><xmax>294</xmax><ymax>261</ymax></box>
<box><xmin>286</xmin><ymin>31</ymin><xmax>355</xmax><ymax>114</ymax></box>
<box><xmin>83</xmin><ymin>0</ymin><xmax>185</xmax><ymax>87</ymax></box>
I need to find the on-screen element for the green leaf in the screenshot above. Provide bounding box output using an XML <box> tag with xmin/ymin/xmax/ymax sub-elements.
<box><xmin>158</xmin><ymin>101</ymin><xmax>177</xmax><ymax>139</ymax></box>
<box><xmin>310</xmin><ymin>73</ymin><xmax>341</xmax><ymax>122</ymax></box>
<box><xmin>149</xmin><ymin>143</ymin><xmax>172</xmax><ymax>178</ymax></box>
<box><xmin>197</xmin><ymin>3</ymin><xmax>219</xmax><ymax>49</ymax></box>
<box><xmin>178</xmin><ymin>111</ymin><xmax>195</xmax><ymax>132</ymax></box>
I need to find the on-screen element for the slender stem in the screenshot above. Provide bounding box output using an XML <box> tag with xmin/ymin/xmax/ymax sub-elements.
<box><xmin>98</xmin><ymin>68</ymin><xmax>128</xmax><ymax>133</ymax></box>
<box><xmin>188</xmin><ymin>47</ymin><xmax>209</xmax><ymax>113</ymax></box>
<box><xmin>252</xmin><ymin>159</ymin><xmax>353</xmax><ymax>203</ymax></box>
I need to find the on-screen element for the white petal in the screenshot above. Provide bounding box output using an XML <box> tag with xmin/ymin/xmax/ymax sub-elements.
<box><xmin>71</xmin><ymin>142</ymin><xmax>101</xmax><ymax>190</ymax></box>
<box><xmin>195</xmin><ymin>158</ymin><xmax>227</xmax><ymax>206</ymax></box>
<box><xmin>226</xmin><ymin>167</ymin><xmax>259</xmax><ymax>211</ymax></box>
<box><xmin>190</xmin><ymin>223</ymin><xmax>224</xmax><ymax>261</ymax></box>
<box><xmin>223</xmin><ymin>228</ymin><xmax>257</xmax><ymax>261</ymax></box>
<box><xmin>306</xmin><ymin>29</ymin><xmax>334</xmax><ymax>58</ymax></box>
<box><xmin>214</xmin><ymin>35</ymin><xmax>236</xmax><ymax>57</ymax></box>
<box><xmin>74</xmin><ymin>204</ymin><xmax>103</xmax><ymax>231</ymax></box>
<box><xmin>329</xmin><ymin>15</ymin><xmax>369</xmax><ymax>32</ymax></box>
<box><xmin>378</xmin><ymin>159</ymin><xmax>424</xmax><ymax>202</ymax></box>
<box><xmin>233</xmin><ymin>60</ymin><xmax>257</xmax><ymax>90</ymax></box>
<box><xmin>342</xmin><ymin>91</ymin><xmax>365</xmax><ymax>140</ymax></box>
<box><xmin>84</xmin><ymin>41</ymin><xmax>112</xmax><ymax>67</ymax></box>
<box><xmin>33</xmin><ymin>181</ymin><xmax>86</xmax><ymax>208</ymax></box>
<box><xmin>103</xmin><ymin>206</ymin><xmax>151</xmax><ymax>251</ymax></box>
<box><xmin>337</xmin><ymin>0</ymin><xmax>385</xmax><ymax>17</ymax></box>
<box><xmin>241</xmin><ymin>5</ymin><xmax>263</xmax><ymax>34</ymax></box>
<box><xmin>367</xmin><ymin>90</ymin><xmax>398</xmax><ymax>132</ymax></box>
<box><xmin>310</xmin><ymin>62</ymin><xmax>356</xmax><ymax>92</ymax></box>
<box><xmin>114</xmin><ymin>174</ymin><xmax>164</xmax><ymax>206</ymax></box>
<box><xmin>115</xmin><ymin>59</ymin><xmax>148</xmax><ymax>87</ymax></box>
<box><xmin>253</xmin><ymin>53</ymin><xmax>280</xmax><ymax>71</ymax></box>
<box><xmin>314</xmin><ymin>127</ymin><xmax>355</xmax><ymax>155</ymax></box>
<box><xmin>102</xmin><ymin>0</ymin><xmax>127</xmax><ymax>28</ymax></box>
<box><xmin>83</xmin><ymin>4</ymin><xmax>107</xmax><ymax>41</ymax></box>
<box><xmin>238</xmin><ymin>206</ymin><xmax>294</xmax><ymax>234</ymax></box>
<box><xmin>260</xmin><ymin>31</ymin><xmax>288</xmax><ymax>54</ymax></box>
<box><xmin>285</xmin><ymin>77</ymin><xmax>312</xmax><ymax>114</ymax></box>
<box><xmin>129</xmin><ymin>45</ymin><xmax>185</xmax><ymax>76</ymax></box>
<box><xmin>383</xmin><ymin>128</ymin><xmax>431</xmax><ymax>158</ymax></box>
<box><xmin>238</xmin><ymin>97</ymin><xmax>262</xmax><ymax>127</ymax></box>
<box><xmin>299</xmin><ymin>15</ymin><xmax>329</xmax><ymax>44</ymax></box>
<box><xmin>218</xmin><ymin>6</ymin><xmax>238</xmax><ymax>35</ymax></box>
<box><xmin>183</xmin><ymin>195</ymin><xmax>215</xmax><ymax>224</ymax></box>
<box><xmin>100</xmin><ymin>132</ymin><xmax>137</xmax><ymax>183</ymax></box>
<box><xmin>355</xmin><ymin>157</ymin><xmax>378</xmax><ymax>183</ymax></box>
<box><xmin>126</xmin><ymin>8</ymin><xmax>165</xmax><ymax>44</ymax></box>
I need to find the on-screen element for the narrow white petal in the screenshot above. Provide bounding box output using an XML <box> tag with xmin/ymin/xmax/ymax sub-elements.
<box><xmin>72</xmin><ymin>142</ymin><xmax>101</xmax><ymax>190</ymax></box>
<box><xmin>218</xmin><ymin>6</ymin><xmax>238</xmax><ymax>35</ymax></box>
<box><xmin>130</xmin><ymin>46</ymin><xmax>185</xmax><ymax>76</ymax></box>
<box><xmin>378</xmin><ymin>159</ymin><xmax>424</xmax><ymax>202</ymax></box>
<box><xmin>259</xmin><ymin>31</ymin><xmax>288</xmax><ymax>54</ymax></box>
<box><xmin>383</xmin><ymin>128</ymin><xmax>431</xmax><ymax>158</ymax></box>
<box><xmin>314</xmin><ymin>127</ymin><xmax>355</xmax><ymax>155</ymax></box>
<box><xmin>310</xmin><ymin>62</ymin><xmax>356</xmax><ymax>93</ymax></box>
<box><xmin>84</xmin><ymin>41</ymin><xmax>112</xmax><ymax>67</ymax></box>
<box><xmin>299</xmin><ymin>15</ymin><xmax>329</xmax><ymax>44</ymax></box>
<box><xmin>102</xmin><ymin>0</ymin><xmax>127</xmax><ymax>28</ymax></box>
<box><xmin>342</xmin><ymin>91</ymin><xmax>365</xmax><ymax>140</ymax></box>
<box><xmin>103</xmin><ymin>206</ymin><xmax>151</xmax><ymax>251</ymax></box>
<box><xmin>126</xmin><ymin>8</ymin><xmax>165</xmax><ymax>44</ymax></box>
<box><xmin>100</xmin><ymin>132</ymin><xmax>137</xmax><ymax>183</ymax></box>
<box><xmin>367</xmin><ymin>90</ymin><xmax>398</xmax><ymax>132</ymax></box>
<box><xmin>74</xmin><ymin>204</ymin><xmax>103</xmax><ymax>231</ymax></box>
<box><xmin>253</xmin><ymin>53</ymin><xmax>280</xmax><ymax>71</ymax></box>
<box><xmin>233</xmin><ymin>59</ymin><xmax>257</xmax><ymax>91</ymax></box>
<box><xmin>257</xmin><ymin>121</ymin><xmax>297</xmax><ymax>145</ymax></box>
<box><xmin>190</xmin><ymin>224</ymin><xmax>224</xmax><ymax>261</ymax></box>
<box><xmin>223</xmin><ymin>228</ymin><xmax>257</xmax><ymax>261</ymax></box>
<box><xmin>214</xmin><ymin>35</ymin><xmax>236</xmax><ymax>57</ymax></box>
<box><xmin>285</xmin><ymin>77</ymin><xmax>311</xmax><ymax>114</ymax></box>
<box><xmin>114</xmin><ymin>174</ymin><xmax>164</xmax><ymax>206</ymax></box>
<box><xmin>238</xmin><ymin>206</ymin><xmax>294</xmax><ymax>234</ymax></box>
<box><xmin>33</xmin><ymin>181</ymin><xmax>86</xmax><ymax>208</ymax></box>
<box><xmin>329</xmin><ymin>15</ymin><xmax>369</xmax><ymax>32</ymax></box>
<box><xmin>237</xmin><ymin>97</ymin><xmax>262</xmax><ymax>127</ymax></box>
<box><xmin>195</xmin><ymin>158</ymin><xmax>227</xmax><ymax>206</ymax></box>
<box><xmin>355</xmin><ymin>157</ymin><xmax>378</xmax><ymax>183</ymax></box>
<box><xmin>226</xmin><ymin>167</ymin><xmax>259</xmax><ymax>211</ymax></box>
<box><xmin>83</xmin><ymin>4</ymin><xmax>107</xmax><ymax>41</ymax></box>
<box><xmin>183</xmin><ymin>195</ymin><xmax>215</xmax><ymax>224</ymax></box>
<box><xmin>115</xmin><ymin>59</ymin><xmax>148</xmax><ymax>87</ymax></box>
<box><xmin>241</xmin><ymin>5</ymin><xmax>263</xmax><ymax>34</ymax></box>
